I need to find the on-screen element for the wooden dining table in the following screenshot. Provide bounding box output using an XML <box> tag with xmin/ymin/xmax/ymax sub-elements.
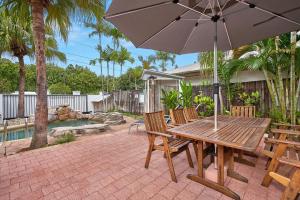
<box><xmin>168</xmin><ymin>115</ymin><xmax>271</xmax><ymax>200</ymax></box>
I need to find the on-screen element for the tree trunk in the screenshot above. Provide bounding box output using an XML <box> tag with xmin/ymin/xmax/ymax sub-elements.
<box><xmin>219</xmin><ymin>86</ymin><xmax>224</xmax><ymax>114</ymax></box>
<box><xmin>17</xmin><ymin>55</ymin><xmax>25</xmax><ymax>118</ymax></box>
<box><xmin>99</xmin><ymin>35</ymin><xmax>104</xmax><ymax>92</ymax></box>
<box><xmin>290</xmin><ymin>31</ymin><xmax>296</xmax><ymax>124</ymax></box>
<box><xmin>30</xmin><ymin>1</ymin><xmax>48</xmax><ymax>149</ymax></box>
<box><xmin>263</xmin><ymin>69</ymin><xmax>277</xmax><ymax>107</ymax></box>
<box><xmin>106</xmin><ymin>61</ymin><xmax>109</xmax><ymax>93</ymax></box>
<box><xmin>275</xmin><ymin>36</ymin><xmax>287</xmax><ymax>121</ymax></box>
<box><xmin>296</xmin><ymin>78</ymin><xmax>300</xmax><ymax>112</ymax></box>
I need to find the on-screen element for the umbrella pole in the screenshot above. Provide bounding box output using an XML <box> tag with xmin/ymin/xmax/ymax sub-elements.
<box><xmin>213</xmin><ymin>18</ymin><xmax>219</xmax><ymax>169</ymax></box>
<box><xmin>213</xmin><ymin>21</ymin><xmax>218</xmax><ymax>131</ymax></box>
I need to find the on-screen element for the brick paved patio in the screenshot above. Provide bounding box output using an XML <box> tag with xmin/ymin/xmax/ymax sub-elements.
<box><xmin>0</xmin><ymin>125</ymin><xmax>285</xmax><ymax>200</ymax></box>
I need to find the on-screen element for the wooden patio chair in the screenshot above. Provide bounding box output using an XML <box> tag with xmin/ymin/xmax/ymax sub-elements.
<box><xmin>230</xmin><ymin>105</ymin><xmax>257</xmax><ymax>166</ymax></box>
<box><xmin>261</xmin><ymin>138</ymin><xmax>300</xmax><ymax>200</ymax></box>
<box><xmin>230</xmin><ymin>105</ymin><xmax>256</xmax><ymax>118</ymax></box>
<box><xmin>169</xmin><ymin>108</ymin><xmax>214</xmax><ymax>167</ymax></box>
<box><xmin>169</xmin><ymin>108</ymin><xmax>187</xmax><ymax>125</ymax></box>
<box><xmin>183</xmin><ymin>107</ymin><xmax>202</xmax><ymax>122</ymax></box>
<box><xmin>144</xmin><ymin>111</ymin><xmax>194</xmax><ymax>182</ymax></box>
<box><xmin>264</xmin><ymin>123</ymin><xmax>300</xmax><ymax>152</ymax></box>
<box><xmin>262</xmin><ymin>128</ymin><xmax>300</xmax><ymax>168</ymax></box>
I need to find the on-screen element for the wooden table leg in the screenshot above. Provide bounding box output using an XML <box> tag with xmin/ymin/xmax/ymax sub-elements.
<box><xmin>227</xmin><ymin>148</ymin><xmax>248</xmax><ymax>183</ymax></box>
<box><xmin>187</xmin><ymin>175</ymin><xmax>240</xmax><ymax>200</ymax></box>
<box><xmin>187</xmin><ymin>145</ymin><xmax>240</xmax><ymax>200</ymax></box>
<box><xmin>217</xmin><ymin>145</ymin><xmax>224</xmax><ymax>186</ymax></box>
<box><xmin>197</xmin><ymin>141</ymin><xmax>204</xmax><ymax>178</ymax></box>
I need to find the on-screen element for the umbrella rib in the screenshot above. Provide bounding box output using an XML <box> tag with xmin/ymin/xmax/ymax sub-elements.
<box><xmin>105</xmin><ymin>1</ymin><xmax>171</xmax><ymax>19</ymax></box>
<box><xmin>180</xmin><ymin>3</ymin><xmax>211</xmax><ymax>54</ymax></box>
<box><xmin>138</xmin><ymin>0</ymin><xmax>206</xmax><ymax>48</ymax></box>
<box><xmin>216</xmin><ymin>0</ymin><xmax>233</xmax><ymax>49</ymax></box>
<box><xmin>235</xmin><ymin>0</ymin><xmax>300</xmax><ymax>26</ymax></box>
<box><xmin>177</xmin><ymin>3</ymin><xmax>211</xmax><ymax>19</ymax></box>
<box><xmin>137</xmin><ymin>20</ymin><xmax>177</xmax><ymax>48</ymax></box>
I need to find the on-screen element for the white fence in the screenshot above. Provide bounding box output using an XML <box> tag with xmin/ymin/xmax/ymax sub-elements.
<box><xmin>0</xmin><ymin>94</ymin><xmax>88</xmax><ymax>121</ymax></box>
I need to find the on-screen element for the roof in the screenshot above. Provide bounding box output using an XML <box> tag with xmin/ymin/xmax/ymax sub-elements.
<box><xmin>166</xmin><ymin>63</ymin><xmax>201</xmax><ymax>75</ymax></box>
<box><xmin>141</xmin><ymin>69</ymin><xmax>184</xmax><ymax>81</ymax></box>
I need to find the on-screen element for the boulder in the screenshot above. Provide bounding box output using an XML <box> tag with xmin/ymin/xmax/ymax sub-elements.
<box><xmin>92</xmin><ymin>112</ymin><xmax>126</xmax><ymax>125</ymax></box>
<box><xmin>50</xmin><ymin>124</ymin><xmax>109</xmax><ymax>137</ymax></box>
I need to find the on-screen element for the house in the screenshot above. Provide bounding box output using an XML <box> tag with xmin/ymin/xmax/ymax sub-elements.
<box><xmin>142</xmin><ymin>63</ymin><xmax>270</xmax><ymax>113</ymax></box>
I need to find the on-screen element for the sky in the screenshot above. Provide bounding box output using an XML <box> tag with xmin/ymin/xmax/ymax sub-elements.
<box><xmin>5</xmin><ymin>0</ymin><xmax>198</xmax><ymax>77</ymax></box>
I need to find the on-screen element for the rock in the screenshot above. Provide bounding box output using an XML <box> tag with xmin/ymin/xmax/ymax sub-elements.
<box><xmin>92</xmin><ymin>112</ymin><xmax>125</xmax><ymax>125</ymax></box>
<box><xmin>50</xmin><ymin>124</ymin><xmax>109</xmax><ymax>137</ymax></box>
<box><xmin>58</xmin><ymin>114</ymin><xmax>69</xmax><ymax>121</ymax></box>
<box><xmin>68</xmin><ymin>112</ymin><xmax>77</xmax><ymax>119</ymax></box>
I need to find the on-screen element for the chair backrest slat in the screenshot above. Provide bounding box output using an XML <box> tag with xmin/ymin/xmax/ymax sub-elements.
<box><xmin>230</xmin><ymin>106</ymin><xmax>256</xmax><ymax>118</ymax></box>
<box><xmin>183</xmin><ymin>107</ymin><xmax>199</xmax><ymax>121</ymax></box>
<box><xmin>170</xmin><ymin>108</ymin><xmax>187</xmax><ymax>125</ymax></box>
<box><xmin>144</xmin><ymin>111</ymin><xmax>167</xmax><ymax>133</ymax></box>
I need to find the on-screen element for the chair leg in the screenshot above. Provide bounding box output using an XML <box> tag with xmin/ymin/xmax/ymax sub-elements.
<box><xmin>162</xmin><ymin>137</ymin><xmax>177</xmax><ymax>182</ymax></box>
<box><xmin>185</xmin><ymin>147</ymin><xmax>194</xmax><ymax>168</ymax></box>
<box><xmin>281</xmin><ymin>169</ymin><xmax>300</xmax><ymax>200</ymax></box>
<box><xmin>145</xmin><ymin>135</ymin><xmax>155</xmax><ymax>169</ymax></box>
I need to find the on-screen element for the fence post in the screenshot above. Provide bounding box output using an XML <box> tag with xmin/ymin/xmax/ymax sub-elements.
<box><xmin>85</xmin><ymin>95</ymin><xmax>89</xmax><ymax>112</ymax></box>
<box><xmin>0</xmin><ymin>94</ymin><xmax>3</xmax><ymax>124</ymax></box>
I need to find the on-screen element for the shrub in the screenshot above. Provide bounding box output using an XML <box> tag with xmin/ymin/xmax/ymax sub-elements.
<box><xmin>55</xmin><ymin>133</ymin><xmax>76</xmax><ymax>144</ymax></box>
<box><xmin>161</xmin><ymin>89</ymin><xmax>179</xmax><ymax>110</ymax></box>
<box><xmin>269</xmin><ymin>108</ymin><xmax>286</xmax><ymax>123</ymax></box>
<box><xmin>180</xmin><ymin>81</ymin><xmax>193</xmax><ymax>108</ymax></box>
<box><xmin>194</xmin><ymin>95</ymin><xmax>214</xmax><ymax>117</ymax></box>
<box><xmin>238</xmin><ymin>91</ymin><xmax>260</xmax><ymax>106</ymax></box>
<box><xmin>49</xmin><ymin>83</ymin><xmax>72</xmax><ymax>94</ymax></box>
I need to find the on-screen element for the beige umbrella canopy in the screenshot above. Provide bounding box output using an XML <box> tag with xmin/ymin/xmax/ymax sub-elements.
<box><xmin>105</xmin><ymin>0</ymin><xmax>300</xmax><ymax>129</ymax></box>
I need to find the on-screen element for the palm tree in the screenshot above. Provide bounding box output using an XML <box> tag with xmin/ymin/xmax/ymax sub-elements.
<box><xmin>154</xmin><ymin>51</ymin><xmax>176</xmax><ymax>71</ymax></box>
<box><xmin>1</xmin><ymin>0</ymin><xmax>103</xmax><ymax>149</ymax></box>
<box><xmin>101</xmin><ymin>46</ymin><xmax>114</xmax><ymax>93</ymax></box>
<box><xmin>240</xmin><ymin>38</ymin><xmax>291</xmax><ymax>121</ymax></box>
<box><xmin>117</xmin><ymin>46</ymin><xmax>134</xmax><ymax>75</ymax></box>
<box><xmin>0</xmin><ymin>10</ymin><xmax>66</xmax><ymax>119</ymax></box>
<box><xmin>107</xmin><ymin>27</ymin><xmax>125</xmax><ymax>90</ymax></box>
<box><xmin>0</xmin><ymin>11</ymin><xmax>31</xmax><ymax>118</ymax></box>
<box><xmin>138</xmin><ymin>55</ymin><xmax>157</xmax><ymax>70</ymax></box>
<box><xmin>85</xmin><ymin>14</ymin><xmax>110</xmax><ymax>92</ymax></box>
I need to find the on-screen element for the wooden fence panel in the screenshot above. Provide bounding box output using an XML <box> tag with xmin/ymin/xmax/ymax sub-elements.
<box><xmin>193</xmin><ymin>80</ymin><xmax>299</xmax><ymax>116</ymax></box>
<box><xmin>93</xmin><ymin>90</ymin><xmax>144</xmax><ymax>114</ymax></box>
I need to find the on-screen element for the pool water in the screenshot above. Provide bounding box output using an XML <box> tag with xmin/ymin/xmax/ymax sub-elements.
<box><xmin>0</xmin><ymin>120</ymin><xmax>97</xmax><ymax>142</ymax></box>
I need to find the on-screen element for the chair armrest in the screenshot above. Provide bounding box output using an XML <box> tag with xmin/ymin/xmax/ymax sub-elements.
<box><xmin>167</xmin><ymin>124</ymin><xmax>176</xmax><ymax>128</ymax></box>
<box><xmin>271</xmin><ymin>129</ymin><xmax>300</xmax><ymax>136</ymax></box>
<box><xmin>147</xmin><ymin>131</ymin><xmax>173</xmax><ymax>138</ymax></box>
<box><xmin>272</xmin><ymin>123</ymin><xmax>300</xmax><ymax>129</ymax></box>
<box><xmin>264</xmin><ymin>138</ymin><xmax>300</xmax><ymax>148</ymax></box>
<box><xmin>278</xmin><ymin>157</ymin><xmax>300</xmax><ymax>168</ymax></box>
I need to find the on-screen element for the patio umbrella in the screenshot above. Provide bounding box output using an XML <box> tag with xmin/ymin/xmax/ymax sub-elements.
<box><xmin>105</xmin><ymin>0</ymin><xmax>300</xmax><ymax>130</ymax></box>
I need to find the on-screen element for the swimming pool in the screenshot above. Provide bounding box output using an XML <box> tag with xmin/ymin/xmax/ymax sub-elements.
<box><xmin>0</xmin><ymin>120</ymin><xmax>97</xmax><ymax>142</ymax></box>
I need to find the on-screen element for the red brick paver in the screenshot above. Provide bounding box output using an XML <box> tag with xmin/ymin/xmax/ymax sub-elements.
<box><xmin>0</xmin><ymin>125</ymin><xmax>285</xmax><ymax>200</ymax></box>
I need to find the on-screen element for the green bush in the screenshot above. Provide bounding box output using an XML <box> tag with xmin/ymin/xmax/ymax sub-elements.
<box><xmin>55</xmin><ymin>133</ymin><xmax>76</xmax><ymax>144</ymax></box>
<box><xmin>49</xmin><ymin>83</ymin><xmax>72</xmax><ymax>94</ymax></box>
<box><xmin>161</xmin><ymin>89</ymin><xmax>179</xmax><ymax>110</ymax></box>
<box><xmin>194</xmin><ymin>95</ymin><xmax>214</xmax><ymax>117</ymax></box>
<box><xmin>238</xmin><ymin>91</ymin><xmax>260</xmax><ymax>106</ymax></box>
<box><xmin>180</xmin><ymin>81</ymin><xmax>193</xmax><ymax>108</ymax></box>
<box><xmin>269</xmin><ymin>108</ymin><xmax>286</xmax><ymax>123</ymax></box>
